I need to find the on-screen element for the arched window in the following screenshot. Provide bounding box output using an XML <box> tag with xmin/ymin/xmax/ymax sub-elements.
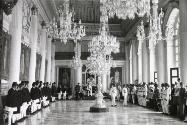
<box><xmin>166</xmin><ymin>8</ymin><xmax>180</xmax><ymax>84</ymax></box>
<box><xmin>174</xmin><ymin>18</ymin><xmax>180</xmax><ymax>67</ymax></box>
<box><xmin>166</xmin><ymin>8</ymin><xmax>180</xmax><ymax>68</ymax></box>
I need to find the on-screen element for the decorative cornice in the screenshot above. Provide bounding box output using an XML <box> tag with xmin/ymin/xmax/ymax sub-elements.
<box><xmin>32</xmin><ymin>0</ymin><xmax>49</xmax><ymax>22</ymax></box>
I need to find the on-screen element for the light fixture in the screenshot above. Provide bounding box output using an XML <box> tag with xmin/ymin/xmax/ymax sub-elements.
<box><xmin>48</xmin><ymin>0</ymin><xmax>86</xmax><ymax>44</ymax></box>
<box><xmin>100</xmin><ymin>0</ymin><xmax>151</xmax><ymax>20</ymax></box>
<box><xmin>137</xmin><ymin>0</ymin><xmax>164</xmax><ymax>47</ymax></box>
<box><xmin>87</xmin><ymin>20</ymin><xmax>119</xmax><ymax>110</ymax></box>
<box><xmin>71</xmin><ymin>42</ymin><xmax>82</xmax><ymax>68</ymax></box>
<box><xmin>87</xmin><ymin>3</ymin><xmax>120</xmax><ymax>111</ymax></box>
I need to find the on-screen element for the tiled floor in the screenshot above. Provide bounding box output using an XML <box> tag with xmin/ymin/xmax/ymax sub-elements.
<box><xmin>17</xmin><ymin>100</ymin><xmax>186</xmax><ymax>125</ymax></box>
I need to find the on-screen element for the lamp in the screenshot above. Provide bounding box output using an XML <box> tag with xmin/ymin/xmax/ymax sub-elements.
<box><xmin>48</xmin><ymin>0</ymin><xmax>85</xmax><ymax>44</ymax></box>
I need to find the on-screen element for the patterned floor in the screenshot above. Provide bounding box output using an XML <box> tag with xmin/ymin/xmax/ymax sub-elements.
<box><xmin>17</xmin><ymin>100</ymin><xmax>186</xmax><ymax>125</ymax></box>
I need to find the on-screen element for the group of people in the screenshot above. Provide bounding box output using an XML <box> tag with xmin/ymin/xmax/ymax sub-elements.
<box><xmin>4</xmin><ymin>81</ymin><xmax>62</xmax><ymax>125</ymax></box>
<box><xmin>108</xmin><ymin>78</ymin><xmax>187</xmax><ymax>121</ymax></box>
<box><xmin>75</xmin><ymin>83</ymin><xmax>96</xmax><ymax>100</ymax></box>
<box><xmin>109</xmin><ymin>84</ymin><xmax>128</xmax><ymax>106</ymax></box>
<box><xmin>126</xmin><ymin>78</ymin><xmax>187</xmax><ymax>121</ymax></box>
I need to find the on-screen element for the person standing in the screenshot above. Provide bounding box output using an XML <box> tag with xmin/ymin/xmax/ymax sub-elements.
<box><xmin>160</xmin><ymin>83</ymin><xmax>165</xmax><ymax>113</ymax></box>
<box><xmin>75</xmin><ymin>83</ymin><xmax>81</xmax><ymax>100</ymax></box>
<box><xmin>163</xmin><ymin>83</ymin><xmax>171</xmax><ymax>114</ymax></box>
<box><xmin>153</xmin><ymin>84</ymin><xmax>160</xmax><ymax>111</ymax></box>
<box><xmin>131</xmin><ymin>84</ymin><xmax>137</xmax><ymax>104</ymax></box>
<box><xmin>142</xmin><ymin>83</ymin><xmax>147</xmax><ymax>107</ymax></box>
<box><xmin>110</xmin><ymin>84</ymin><xmax>117</xmax><ymax>106</ymax></box>
<box><xmin>178</xmin><ymin>82</ymin><xmax>186</xmax><ymax>120</ymax></box>
<box><xmin>122</xmin><ymin>84</ymin><xmax>128</xmax><ymax>106</ymax></box>
<box><xmin>87</xmin><ymin>83</ymin><xmax>92</xmax><ymax>96</ymax></box>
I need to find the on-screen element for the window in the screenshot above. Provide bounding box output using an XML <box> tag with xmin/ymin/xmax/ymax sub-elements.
<box><xmin>174</xmin><ymin>20</ymin><xmax>180</xmax><ymax>67</ymax></box>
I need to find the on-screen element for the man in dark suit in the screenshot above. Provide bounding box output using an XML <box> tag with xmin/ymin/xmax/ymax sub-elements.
<box><xmin>178</xmin><ymin>82</ymin><xmax>186</xmax><ymax>120</ymax></box>
<box><xmin>21</xmin><ymin>81</ymin><xmax>31</xmax><ymax>103</ymax></box>
<box><xmin>30</xmin><ymin>82</ymin><xmax>37</xmax><ymax>100</ymax></box>
<box><xmin>51</xmin><ymin>82</ymin><xmax>57</xmax><ymax>97</ymax></box>
<box><xmin>6</xmin><ymin>82</ymin><xmax>20</xmax><ymax>113</ymax></box>
<box><xmin>75</xmin><ymin>83</ymin><xmax>81</xmax><ymax>100</ymax></box>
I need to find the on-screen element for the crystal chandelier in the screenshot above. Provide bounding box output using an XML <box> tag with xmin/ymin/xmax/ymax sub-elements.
<box><xmin>86</xmin><ymin>4</ymin><xmax>120</xmax><ymax>75</ymax></box>
<box><xmin>137</xmin><ymin>0</ymin><xmax>164</xmax><ymax>46</ymax></box>
<box><xmin>88</xmin><ymin>23</ymin><xmax>120</xmax><ymax>55</ymax></box>
<box><xmin>100</xmin><ymin>0</ymin><xmax>151</xmax><ymax>20</ymax></box>
<box><xmin>48</xmin><ymin>0</ymin><xmax>86</xmax><ymax>44</ymax></box>
<box><xmin>71</xmin><ymin>43</ymin><xmax>82</xmax><ymax>68</ymax></box>
<box><xmin>69</xmin><ymin>20</ymin><xmax>86</xmax><ymax>43</ymax></box>
<box><xmin>149</xmin><ymin>8</ymin><xmax>164</xmax><ymax>46</ymax></box>
<box><xmin>86</xmin><ymin>54</ymin><xmax>115</xmax><ymax>75</ymax></box>
<box><xmin>86</xmin><ymin>22</ymin><xmax>120</xmax><ymax>75</ymax></box>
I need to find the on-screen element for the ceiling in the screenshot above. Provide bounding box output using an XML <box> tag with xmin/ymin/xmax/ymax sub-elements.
<box><xmin>40</xmin><ymin>0</ymin><xmax>170</xmax><ymax>36</ymax></box>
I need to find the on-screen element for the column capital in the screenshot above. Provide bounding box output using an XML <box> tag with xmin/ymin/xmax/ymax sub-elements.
<box><xmin>31</xmin><ymin>5</ymin><xmax>38</xmax><ymax>15</ymax></box>
<box><xmin>137</xmin><ymin>49</ymin><xmax>142</xmax><ymax>56</ymax></box>
<box><xmin>166</xmin><ymin>40</ymin><xmax>174</xmax><ymax>47</ymax></box>
<box><xmin>149</xmin><ymin>41</ymin><xmax>156</xmax><ymax>51</ymax></box>
<box><xmin>152</xmin><ymin>0</ymin><xmax>158</xmax><ymax>4</ymax></box>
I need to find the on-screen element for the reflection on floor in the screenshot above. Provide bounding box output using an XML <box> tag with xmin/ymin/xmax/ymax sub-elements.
<box><xmin>17</xmin><ymin>100</ymin><xmax>186</xmax><ymax>125</ymax></box>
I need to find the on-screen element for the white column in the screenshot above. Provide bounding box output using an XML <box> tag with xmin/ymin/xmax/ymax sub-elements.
<box><xmin>51</xmin><ymin>43</ymin><xmax>56</xmax><ymax>83</ymax></box>
<box><xmin>138</xmin><ymin>41</ymin><xmax>143</xmax><ymax>83</ymax></box>
<box><xmin>46</xmin><ymin>37</ymin><xmax>52</xmax><ymax>82</ymax></box>
<box><xmin>28</xmin><ymin>6</ymin><xmax>38</xmax><ymax>89</ymax></box>
<box><xmin>74</xmin><ymin>42</ymin><xmax>82</xmax><ymax>85</ymax></box>
<box><xmin>56</xmin><ymin>67</ymin><xmax>59</xmax><ymax>85</ymax></box>
<box><xmin>129</xmin><ymin>44</ymin><xmax>133</xmax><ymax>84</ymax></box>
<box><xmin>9</xmin><ymin>0</ymin><xmax>23</xmax><ymax>86</ymax></box>
<box><xmin>166</xmin><ymin>41</ymin><xmax>175</xmax><ymax>84</ymax></box>
<box><xmin>125</xmin><ymin>44</ymin><xmax>130</xmax><ymax>84</ymax></box>
<box><xmin>132</xmin><ymin>40</ymin><xmax>138</xmax><ymax>82</ymax></box>
<box><xmin>107</xmin><ymin>74</ymin><xmax>110</xmax><ymax>90</ymax></box>
<box><xmin>149</xmin><ymin>42</ymin><xmax>156</xmax><ymax>82</ymax></box>
<box><xmin>179</xmin><ymin>0</ymin><xmax>187</xmax><ymax>85</ymax></box>
<box><xmin>75</xmin><ymin>67</ymin><xmax>82</xmax><ymax>85</ymax></box>
<box><xmin>148</xmin><ymin>0</ymin><xmax>158</xmax><ymax>83</ymax></box>
<box><xmin>122</xmin><ymin>66</ymin><xmax>125</xmax><ymax>84</ymax></box>
<box><xmin>39</xmin><ymin>22</ymin><xmax>47</xmax><ymax>82</ymax></box>
<box><xmin>157</xmin><ymin>41</ymin><xmax>166</xmax><ymax>88</ymax></box>
<box><xmin>142</xmin><ymin>40</ymin><xmax>149</xmax><ymax>83</ymax></box>
<box><xmin>102</xmin><ymin>74</ymin><xmax>107</xmax><ymax>92</ymax></box>
<box><xmin>71</xmin><ymin>68</ymin><xmax>75</xmax><ymax>97</ymax></box>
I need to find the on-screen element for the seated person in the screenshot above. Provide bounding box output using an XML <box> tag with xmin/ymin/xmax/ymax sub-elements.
<box><xmin>21</xmin><ymin>81</ymin><xmax>31</xmax><ymax>103</ymax></box>
<box><xmin>57</xmin><ymin>85</ymin><xmax>62</xmax><ymax>93</ymax></box>
<box><xmin>36</xmin><ymin>81</ymin><xmax>42</xmax><ymax>101</ymax></box>
<box><xmin>46</xmin><ymin>83</ymin><xmax>52</xmax><ymax>101</ymax></box>
<box><xmin>30</xmin><ymin>82</ymin><xmax>37</xmax><ymax>100</ymax></box>
<box><xmin>6</xmin><ymin>82</ymin><xmax>21</xmax><ymax>113</ymax></box>
<box><xmin>63</xmin><ymin>91</ymin><xmax>67</xmax><ymax>100</ymax></box>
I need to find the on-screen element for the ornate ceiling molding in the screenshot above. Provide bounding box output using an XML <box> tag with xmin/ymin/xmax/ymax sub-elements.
<box><xmin>32</xmin><ymin>0</ymin><xmax>49</xmax><ymax>22</ymax></box>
